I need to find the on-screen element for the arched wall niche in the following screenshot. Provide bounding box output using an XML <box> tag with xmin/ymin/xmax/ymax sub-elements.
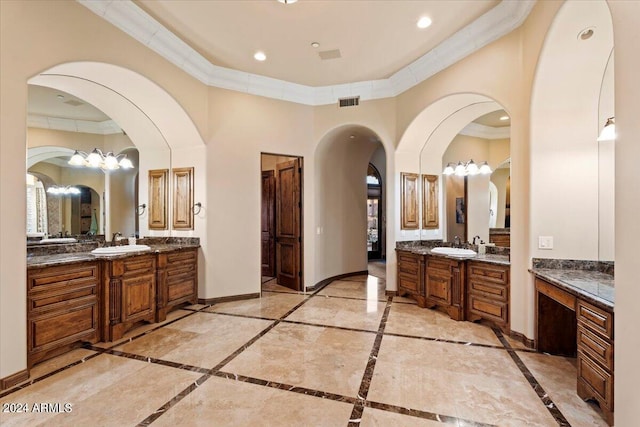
<box><xmin>530</xmin><ymin>0</ymin><xmax>614</xmax><ymax>261</ymax></box>
<box><xmin>314</xmin><ymin>124</ymin><xmax>386</xmax><ymax>285</ymax></box>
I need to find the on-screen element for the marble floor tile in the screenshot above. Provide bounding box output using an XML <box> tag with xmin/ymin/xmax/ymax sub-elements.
<box><xmin>153</xmin><ymin>375</ymin><xmax>353</xmax><ymax>427</ymax></box>
<box><xmin>368</xmin><ymin>261</ymin><xmax>387</xmax><ymax>279</ymax></box>
<box><xmin>262</xmin><ymin>280</ymin><xmax>300</xmax><ymax>294</ymax></box>
<box><xmin>92</xmin><ymin>308</ymin><xmax>192</xmax><ymax>348</ymax></box>
<box><xmin>11</xmin><ymin>348</ymin><xmax>96</xmax><ymax>389</ymax></box>
<box><xmin>116</xmin><ymin>313</ymin><xmax>273</xmax><ymax>369</ymax></box>
<box><xmin>368</xmin><ymin>335</ymin><xmax>557</xmax><ymax>426</ymax></box>
<box><xmin>385</xmin><ymin>302</ymin><xmax>502</xmax><ymax>346</ymax></box>
<box><xmin>0</xmin><ymin>354</ymin><xmax>199</xmax><ymax>427</ymax></box>
<box><xmin>182</xmin><ymin>303</ymin><xmax>209</xmax><ymax>311</ymax></box>
<box><xmin>519</xmin><ymin>352</ymin><xmax>609</xmax><ymax>426</ymax></box>
<box><xmin>318</xmin><ymin>276</ymin><xmax>387</xmax><ymax>301</ymax></box>
<box><xmin>286</xmin><ymin>295</ymin><xmax>386</xmax><ymax>331</ymax></box>
<box><xmin>223</xmin><ymin>322</ymin><xmax>375</xmax><ymax>398</ymax></box>
<box><xmin>393</xmin><ymin>295</ymin><xmax>419</xmax><ymax>304</ymax></box>
<box><xmin>360</xmin><ymin>407</ymin><xmax>445</xmax><ymax>426</ymax></box>
<box><xmin>205</xmin><ymin>292</ymin><xmax>307</xmax><ymax>319</ymax></box>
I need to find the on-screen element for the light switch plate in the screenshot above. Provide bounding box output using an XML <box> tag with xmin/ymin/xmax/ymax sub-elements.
<box><xmin>538</xmin><ymin>236</ymin><xmax>554</xmax><ymax>250</ymax></box>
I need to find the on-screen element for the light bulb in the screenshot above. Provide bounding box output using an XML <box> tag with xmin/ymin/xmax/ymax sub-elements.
<box><xmin>466</xmin><ymin>160</ymin><xmax>479</xmax><ymax>175</ymax></box>
<box><xmin>119</xmin><ymin>156</ymin><xmax>134</xmax><ymax>169</ymax></box>
<box><xmin>103</xmin><ymin>153</ymin><xmax>119</xmax><ymax>170</ymax></box>
<box><xmin>68</xmin><ymin>151</ymin><xmax>86</xmax><ymax>166</ymax></box>
<box><xmin>454</xmin><ymin>161</ymin><xmax>466</xmax><ymax>176</ymax></box>
<box><xmin>479</xmin><ymin>161</ymin><xmax>492</xmax><ymax>174</ymax></box>
<box><xmin>597</xmin><ymin>117</ymin><xmax>616</xmax><ymax>142</ymax></box>
<box><xmin>86</xmin><ymin>149</ymin><xmax>102</xmax><ymax>168</ymax></box>
<box><xmin>442</xmin><ymin>163</ymin><xmax>455</xmax><ymax>175</ymax></box>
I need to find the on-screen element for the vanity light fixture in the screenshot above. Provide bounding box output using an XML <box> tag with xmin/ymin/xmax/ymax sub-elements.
<box><xmin>68</xmin><ymin>148</ymin><xmax>134</xmax><ymax>171</ymax></box>
<box><xmin>443</xmin><ymin>160</ymin><xmax>492</xmax><ymax>176</ymax></box>
<box><xmin>46</xmin><ymin>186</ymin><xmax>81</xmax><ymax>195</ymax></box>
<box><xmin>597</xmin><ymin>117</ymin><xmax>616</xmax><ymax>141</ymax></box>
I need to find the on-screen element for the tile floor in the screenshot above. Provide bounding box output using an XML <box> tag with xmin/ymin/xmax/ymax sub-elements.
<box><xmin>0</xmin><ymin>271</ymin><xmax>609</xmax><ymax>426</ymax></box>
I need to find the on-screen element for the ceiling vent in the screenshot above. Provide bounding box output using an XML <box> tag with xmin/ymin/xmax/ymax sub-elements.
<box><xmin>318</xmin><ymin>49</ymin><xmax>341</xmax><ymax>60</ymax></box>
<box><xmin>339</xmin><ymin>96</ymin><xmax>360</xmax><ymax>108</ymax></box>
<box><xmin>63</xmin><ymin>99</ymin><xmax>84</xmax><ymax>107</ymax></box>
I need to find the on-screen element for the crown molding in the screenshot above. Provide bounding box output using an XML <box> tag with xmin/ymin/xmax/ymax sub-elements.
<box><xmin>28</xmin><ymin>115</ymin><xmax>123</xmax><ymax>135</ymax></box>
<box><xmin>460</xmin><ymin>122</ymin><xmax>510</xmax><ymax>140</ymax></box>
<box><xmin>78</xmin><ymin>0</ymin><xmax>535</xmax><ymax>106</ymax></box>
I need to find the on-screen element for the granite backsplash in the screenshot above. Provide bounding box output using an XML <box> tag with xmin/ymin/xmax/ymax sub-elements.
<box><xmin>531</xmin><ymin>258</ymin><xmax>614</xmax><ymax>276</ymax></box>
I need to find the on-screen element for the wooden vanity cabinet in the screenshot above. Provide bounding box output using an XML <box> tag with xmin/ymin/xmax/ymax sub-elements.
<box><xmin>577</xmin><ymin>299</ymin><xmax>614</xmax><ymax>425</ymax></box>
<box><xmin>103</xmin><ymin>254</ymin><xmax>156</xmax><ymax>341</ymax></box>
<box><xmin>466</xmin><ymin>261</ymin><xmax>510</xmax><ymax>333</ymax></box>
<box><xmin>27</xmin><ymin>262</ymin><xmax>100</xmax><ymax>368</ymax></box>
<box><xmin>156</xmin><ymin>248</ymin><xmax>198</xmax><ymax>321</ymax></box>
<box><xmin>396</xmin><ymin>250</ymin><xmax>426</xmax><ymax>306</ymax></box>
<box><xmin>425</xmin><ymin>256</ymin><xmax>465</xmax><ymax>320</ymax></box>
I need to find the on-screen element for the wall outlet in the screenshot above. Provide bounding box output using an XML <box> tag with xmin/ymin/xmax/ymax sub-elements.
<box><xmin>538</xmin><ymin>236</ymin><xmax>554</xmax><ymax>250</ymax></box>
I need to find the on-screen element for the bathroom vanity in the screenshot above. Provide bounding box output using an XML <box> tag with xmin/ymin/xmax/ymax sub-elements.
<box><xmin>396</xmin><ymin>244</ymin><xmax>510</xmax><ymax>332</ymax></box>
<box><xmin>531</xmin><ymin>261</ymin><xmax>614</xmax><ymax>425</ymax></box>
<box><xmin>26</xmin><ymin>239</ymin><xmax>199</xmax><ymax>368</ymax></box>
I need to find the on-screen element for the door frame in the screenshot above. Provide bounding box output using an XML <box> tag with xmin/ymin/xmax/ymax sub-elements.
<box><xmin>260</xmin><ymin>152</ymin><xmax>304</xmax><ymax>292</ymax></box>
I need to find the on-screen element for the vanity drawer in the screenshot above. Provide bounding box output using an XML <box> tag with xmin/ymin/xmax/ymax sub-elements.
<box><xmin>468</xmin><ymin>278</ymin><xmax>508</xmax><ymax>302</ymax></box>
<box><xmin>110</xmin><ymin>255</ymin><xmax>156</xmax><ymax>277</ymax></box>
<box><xmin>28</xmin><ymin>262</ymin><xmax>99</xmax><ymax>293</ymax></box>
<box><xmin>535</xmin><ymin>278</ymin><xmax>576</xmax><ymax>310</ymax></box>
<box><xmin>398</xmin><ymin>273</ymin><xmax>421</xmax><ymax>294</ymax></box>
<box><xmin>578</xmin><ymin>324</ymin><xmax>613</xmax><ymax>370</ymax></box>
<box><xmin>159</xmin><ymin>249</ymin><xmax>197</xmax><ymax>269</ymax></box>
<box><xmin>468</xmin><ymin>293</ymin><xmax>508</xmax><ymax>325</ymax></box>
<box><xmin>577</xmin><ymin>299</ymin><xmax>613</xmax><ymax>340</ymax></box>
<box><xmin>397</xmin><ymin>252</ymin><xmax>420</xmax><ymax>275</ymax></box>
<box><xmin>578</xmin><ymin>351</ymin><xmax>613</xmax><ymax>409</ymax></box>
<box><xmin>467</xmin><ymin>262</ymin><xmax>508</xmax><ymax>285</ymax></box>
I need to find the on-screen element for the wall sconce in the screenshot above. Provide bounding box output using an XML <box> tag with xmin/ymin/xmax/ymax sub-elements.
<box><xmin>68</xmin><ymin>148</ymin><xmax>134</xmax><ymax>170</ymax></box>
<box><xmin>443</xmin><ymin>160</ymin><xmax>492</xmax><ymax>176</ymax></box>
<box><xmin>137</xmin><ymin>203</ymin><xmax>147</xmax><ymax>216</ymax></box>
<box><xmin>192</xmin><ymin>202</ymin><xmax>202</xmax><ymax>215</ymax></box>
<box><xmin>597</xmin><ymin>117</ymin><xmax>615</xmax><ymax>141</ymax></box>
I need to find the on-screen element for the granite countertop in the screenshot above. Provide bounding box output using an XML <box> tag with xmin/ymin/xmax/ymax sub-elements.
<box><xmin>530</xmin><ymin>268</ymin><xmax>614</xmax><ymax>311</ymax></box>
<box><xmin>27</xmin><ymin>243</ymin><xmax>200</xmax><ymax>269</ymax></box>
<box><xmin>396</xmin><ymin>246</ymin><xmax>510</xmax><ymax>266</ymax></box>
<box><xmin>489</xmin><ymin>228</ymin><xmax>510</xmax><ymax>235</ymax></box>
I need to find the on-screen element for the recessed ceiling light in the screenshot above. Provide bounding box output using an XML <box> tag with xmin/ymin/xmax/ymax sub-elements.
<box><xmin>311</xmin><ymin>42</ymin><xmax>320</xmax><ymax>48</ymax></box>
<box><xmin>578</xmin><ymin>27</ymin><xmax>595</xmax><ymax>40</ymax></box>
<box><xmin>277</xmin><ymin>0</ymin><xmax>298</xmax><ymax>4</ymax></box>
<box><xmin>56</xmin><ymin>94</ymin><xmax>65</xmax><ymax>100</ymax></box>
<box><xmin>499</xmin><ymin>115</ymin><xmax>509</xmax><ymax>121</ymax></box>
<box><xmin>349</xmin><ymin>135</ymin><xmax>355</xmax><ymax>139</ymax></box>
<box><xmin>254</xmin><ymin>51</ymin><xmax>266</xmax><ymax>61</ymax></box>
<box><xmin>417</xmin><ymin>16</ymin><xmax>432</xmax><ymax>29</ymax></box>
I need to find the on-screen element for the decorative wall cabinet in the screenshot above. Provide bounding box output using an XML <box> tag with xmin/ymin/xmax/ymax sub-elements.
<box><xmin>172</xmin><ymin>167</ymin><xmax>194</xmax><ymax>230</ymax></box>
<box><xmin>422</xmin><ymin>174</ymin><xmax>439</xmax><ymax>229</ymax></box>
<box><xmin>400</xmin><ymin>172</ymin><xmax>419</xmax><ymax>229</ymax></box>
<box><xmin>148</xmin><ymin>169</ymin><xmax>168</xmax><ymax>230</ymax></box>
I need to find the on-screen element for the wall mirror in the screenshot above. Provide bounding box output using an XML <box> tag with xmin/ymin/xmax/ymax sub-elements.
<box><xmin>25</xmin><ymin>84</ymin><xmax>171</xmax><ymax>241</ymax></box>
<box><xmin>418</xmin><ymin>104</ymin><xmax>510</xmax><ymax>247</ymax></box>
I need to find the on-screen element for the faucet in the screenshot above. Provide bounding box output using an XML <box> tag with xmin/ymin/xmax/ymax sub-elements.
<box><xmin>472</xmin><ymin>235</ymin><xmax>481</xmax><ymax>245</ymax></box>
<box><xmin>111</xmin><ymin>232</ymin><xmax>122</xmax><ymax>244</ymax></box>
<box><xmin>453</xmin><ymin>235</ymin><xmax>461</xmax><ymax>247</ymax></box>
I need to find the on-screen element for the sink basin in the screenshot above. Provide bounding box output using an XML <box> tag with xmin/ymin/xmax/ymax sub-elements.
<box><xmin>39</xmin><ymin>238</ymin><xmax>78</xmax><ymax>244</ymax></box>
<box><xmin>91</xmin><ymin>245</ymin><xmax>151</xmax><ymax>256</ymax></box>
<box><xmin>430</xmin><ymin>247</ymin><xmax>477</xmax><ymax>257</ymax></box>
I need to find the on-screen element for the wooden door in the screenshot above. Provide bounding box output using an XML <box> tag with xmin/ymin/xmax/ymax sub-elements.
<box><xmin>261</xmin><ymin>170</ymin><xmax>276</xmax><ymax>277</ymax></box>
<box><xmin>275</xmin><ymin>159</ymin><xmax>302</xmax><ymax>290</ymax></box>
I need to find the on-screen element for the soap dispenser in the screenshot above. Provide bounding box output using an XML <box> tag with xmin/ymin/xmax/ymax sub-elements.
<box><xmin>478</xmin><ymin>240</ymin><xmax>486</xmax><ymax>255</ymax></box>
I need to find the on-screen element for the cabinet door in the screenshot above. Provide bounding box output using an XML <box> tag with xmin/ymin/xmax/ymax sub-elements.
<box><xmin>400</xmin><ymin>172</ymin><xmax>419</xmax><ymax>229</ymax></box>
<box><xmin>121</xmin><ymin>274</ymin><xmax>155</xmax><ymax>323</ymax></box>
<box><xmin>149</xmin><ymin>169</ymin><xmax>168</xmax><ymax>230</ymax></box>
<box><xmin>426</xmin><ymin>270</ymin><xmax>451</xmax><ymax>305</ymax></box>
<box><xmin>172</xmin><ymin>167</ymin><xmax>194</xmax><ymax>230</ymax></box>
<box><xmin>422</xmin><ymin>174</ymin><xmax>439</xmax><ymax>229</ymax></box>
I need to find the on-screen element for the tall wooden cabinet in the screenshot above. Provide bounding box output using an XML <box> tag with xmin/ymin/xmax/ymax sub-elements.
<box><xmin>156</xmin><ymin>248</ymin><xmax>198</xmax><ymax>321</ymax></box>
<box><xmin>396</xmin><ymin>250</ymin><xmax>426</xmax><ymax>307</ymax></box>
<box><xmin>466</xmin><ymin>261</ymin><xmax>510</xmax><ymax>333</ymax></box>
<box><xmin>27</xmin><ymin>262</ymin><xmax>101</xmax><ymax>368</ymax></box>
<box><xmin>103</xmin><ymin>254</ymin><xmax>156</xmax><ymax>341</ymax></box>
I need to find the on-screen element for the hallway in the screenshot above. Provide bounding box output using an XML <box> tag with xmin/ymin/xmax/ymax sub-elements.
<box><xmin>0</xmin><ymin>272</ymin><xmax>607</xmax><ymax>426</ymax></box>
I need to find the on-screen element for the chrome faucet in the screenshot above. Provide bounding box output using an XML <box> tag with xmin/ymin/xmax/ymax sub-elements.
<box><xmin>111</xmin><ymin>232</ymin><xmax>122</xmax><ymax>244</ymax></box>
<box><xmin>472</xmin><ymin>235</ymin><xmax>481</xmax><ymax>245</ymax></box>
<box><xmin>453</xmin><ymin>235</ymin><xmax>461</xmax><ymax>247</ymax></box>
